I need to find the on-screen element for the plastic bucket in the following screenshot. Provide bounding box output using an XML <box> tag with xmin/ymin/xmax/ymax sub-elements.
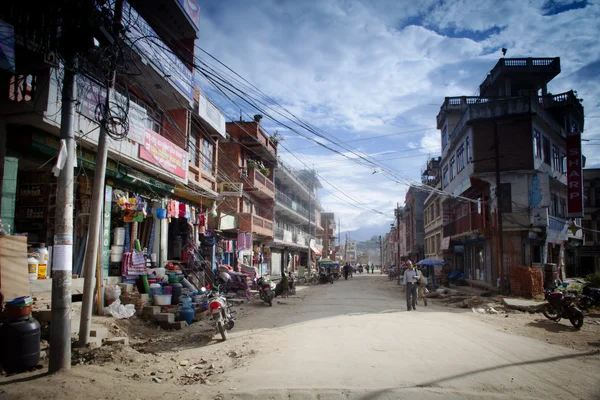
<box><xmin>113</xmin><ymin>227</ymin><xmax>126</xmax><ymax>246</ymax></box>
<box><xmin>155</xmin><ymin>208</ymin><xmax>167</xmax><ymax>219</ymax></box>
<box><xmin>153</xmin><ymin>294</ymin><xmax>172</xmax><ymax>306</ymax></box>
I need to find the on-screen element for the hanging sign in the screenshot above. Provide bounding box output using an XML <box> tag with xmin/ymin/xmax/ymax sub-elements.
<box><xmin>567</xmin><ymin>131</ymin><xmax>583</xmax><ymax>217</ymax></box>
<box><xmin>139</xmin><ymin>129</ymin><xmax>187</xmax><ymax>179</ymax></box>
<box><xmin>101</xmin><ymin>185</ymin><xmax>113</xmax><ymax>278</ymax></box>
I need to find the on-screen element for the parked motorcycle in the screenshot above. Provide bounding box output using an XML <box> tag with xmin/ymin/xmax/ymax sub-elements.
<box><xmin>207</xmin><ymin>286</ymin><xmax>235</xmax><ymax>340</ymax></box>
<box><xmin>578</xmin><ymin>284</ymin><xmax>600</xmax><ymax>310</ymax></box>
<box><xmin>542</xmin><ymin>288</ymin><xmax>584</xmax><ymax>329</ymax></box>
<box><xmin>256</xmin><ymin>276</ymin><xmax>274</xmax><ymax>306</ymax></box>
<box><xmin>319</xmin><ymin>269</ymin><xmax>334</xmax><ymax>284</ymax></box>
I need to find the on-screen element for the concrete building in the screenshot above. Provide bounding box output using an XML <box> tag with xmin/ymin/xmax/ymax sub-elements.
<box><xmin>319</xmin><ymin>212</ymin><xmax>337</xmax><ymax>260</ymax></box>
<box><xmin>269</xmin><ymin>159</ymin><xmax>318</xmax><ymax>277</ymax></box>
<box><xmin>579</xmin><ymin>168</ymin><xmax>600</xmax><ymax>276</ymax></box>
<box><xmin>218</xmin><ymin>119</ymin><xmax>278</xmax><ymax>270</ymax></box>
<box><xmin>422</xmin><ymin>158</ymin><xmax>443</xmax><ymax>262</ymax></box>
<box><xmin>437</xmin><ymin>57</ymin><xmax>584</xmax><ymax>287</ymax></box>
<box><xmin>405</xmin><ymin>186</ymin><xmax>426</xmax><ymax>263</ymax></box>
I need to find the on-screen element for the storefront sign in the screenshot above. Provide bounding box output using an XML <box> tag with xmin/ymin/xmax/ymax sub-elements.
<box><xmin>567</xmin><ymin>131</ymin><xmax>583</xmax><ymax>217</ymax></box>
<box><xmin>219</xmin><ymin>214</ymin><xmax>236</xmax><ymax>230</ymax></box>
<box><xmin>198</xmin><ymin>91</ymin><xmax>226</xmax><ymax>138</ymax></box>
<box><xmin>77</xmin><ymin>76</ymin><xmax>106</xmax><ymax>123</ymax></box>
<box><xmin>0</xmin><ymin>20</ymin><xmax>15</xmax><ymax>73</ymax></box>
<box><xmin>441</xmin><ymin>237</ymin><xmax>450</xmax><ymax>250</ymax></box>
<box><xmin>139</xmin><ymin>129</ymin><xmax>187</xmax><ymax>179</ymax></box>
<box><xmin>454</xmin><ymin>245</ymin><xmax>465</xmax><ymax>253</ymax></box>
<box><xmin>178</xmin><ymin>0</ymin><xmax>201</xmax><ymax>32</ymax></box>
<box><xmin>124</xmin><ymin>1</ymin><xmax>194</xmax><ymax>101</ymax></box>
<box><xmin>112</xmin><ymin>91</ymin><xmax>146</xmax><ymax>144</ymax></box>
<box><xmin>102</xmin><ymin>185</ymin><xmax>113</xmax><ymax>278</ymax></box>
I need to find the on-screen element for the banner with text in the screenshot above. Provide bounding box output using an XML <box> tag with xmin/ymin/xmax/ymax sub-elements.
<box><xmin>139</xmin><ymin>129</ymin><xmax>187</xmax><ymax>179</ymax></box>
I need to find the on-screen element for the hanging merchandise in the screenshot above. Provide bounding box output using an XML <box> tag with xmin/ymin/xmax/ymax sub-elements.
<box><xmin>210</xmin><ymin>201</ymin><xmax>217</xmax><ymax>217</ymax></box>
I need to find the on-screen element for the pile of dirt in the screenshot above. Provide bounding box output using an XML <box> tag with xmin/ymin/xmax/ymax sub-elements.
<box><xmin>442</xmin><ymin>295</ymin><xmax>498</xmax><ymax>309</ymax></box>
<box><xmin>72</xmin><ymin>343</ymin><xmax>151</xmax><ymax>366</ymax></box>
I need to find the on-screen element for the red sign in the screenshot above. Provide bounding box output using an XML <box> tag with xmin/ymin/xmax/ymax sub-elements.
<box><xmin>567</xmin><ymin>131</ymin><xmax>583</xmax><ymax>217</ymax></box>
<box><xmin>139</xmin><ymin>129</ymin><xmax>187</xmax><ymax>179</ymax></box>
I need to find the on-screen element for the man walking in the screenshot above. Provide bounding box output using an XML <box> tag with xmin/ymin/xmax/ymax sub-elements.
<box><xmin>404</xmin><ymin>261</ymin><xmax>419</xmax><ymax>311</ymax></box>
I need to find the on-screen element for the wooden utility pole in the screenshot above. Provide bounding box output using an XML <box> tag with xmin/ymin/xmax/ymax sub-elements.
<box><xmin>49</xmin><ymin>56</ymin><xmax>77</xmax><ymax>373</ymax></box>
<box><xmin>396</xmin><ymin>202</ymin><xmax>401</xmax><ymax>266</ymax></box>
<box><xmin>79</xmin><ymin>0</ymin><xmax>124</xmax><ymax>345</ymax></box>
<box><xmin>379</xmin><ymin>235</ymin><xmax>383</xmax><ymax>274</ymax></box>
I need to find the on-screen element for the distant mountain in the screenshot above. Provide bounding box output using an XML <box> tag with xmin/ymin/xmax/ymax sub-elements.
<box><xmin>339</xmin><ymin>222</ymin><xmax>391</xmax><ymax>243</ymax></box>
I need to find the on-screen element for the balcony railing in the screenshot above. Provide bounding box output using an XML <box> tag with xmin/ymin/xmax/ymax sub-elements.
<box><xmin>246</xmin><ymin>167</ymin><xmax>275</xmax><ymax>199</ymax></box>
<box><xmin>239</xmin><ymin>212</ymin><xmax>273</xmax><ymax>237</ymax></box>
<box><xmin>275</xmin><ymin>189</ymin><xmax>309</xmax><ymax>218</ymax></box>
<box><xmin>480</xmin><ymin>58</ymin><xmax>560</xmax><ymax>95</ymax></box>
<box><xmin>443</xmin><ymin>213</ymin><xmax>486</xmax><ymax>238</ymax></box>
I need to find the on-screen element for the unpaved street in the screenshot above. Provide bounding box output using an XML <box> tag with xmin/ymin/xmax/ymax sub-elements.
<box><xmin>2</xmin><ymin>273</ymin><xmax>600</xmax><ymax>399</ymax></box>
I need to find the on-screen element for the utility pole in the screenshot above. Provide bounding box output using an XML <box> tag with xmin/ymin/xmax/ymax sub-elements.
<box><xmin>379</xmin><ymin>235</ymin><xmax>383</xmax><ymax>274</ymax></box>
<box><xmin>79</xmin><ymin>0</ymin><xmax>124</xmax><ymax>345</ymax></box>
<box><xmin>396</xmin><ymin>202</ymin><xmax>401</xmax><ymax>267</ymax></box>
<box><xmin>344</xmin><ymin>233</ymin><xmax>348</xmax><ymax>262</ymax></box>
<box><xmin>494</xmin><ymin>121</ymin><xmax>505</xmax><ymax>295</ymax></box>
<box><xmin>49</xmin><ymin>56</ymin><xmax>77</xmax><ymax>373</ymax></box>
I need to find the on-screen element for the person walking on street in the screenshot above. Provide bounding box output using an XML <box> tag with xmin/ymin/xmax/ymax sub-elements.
<box><xmin>370</xmin><ymin>263</ymin><xmax>375</xmax><ymax>274</ymax></box>
<box><xmin>404</xmin><ymin>261</ymin><xmax>419</xmax><ymax>311</ymax></box>
<box><xmin>416</xmin><ymin>267</ymin><xmax>428</xmax><ymax>306</ymax></box>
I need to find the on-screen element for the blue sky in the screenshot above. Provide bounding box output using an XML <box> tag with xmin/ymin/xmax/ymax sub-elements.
<box><xmin>194</xmin><ymin>0</ymin><xmax>600</xmax><ymax>232</ymax></box>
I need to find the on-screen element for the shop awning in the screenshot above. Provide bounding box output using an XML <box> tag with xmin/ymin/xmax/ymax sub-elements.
<box><xmin>174</xmin><ymin>183</ymin><xmax>218</xmax><ymax>205</ymax></box>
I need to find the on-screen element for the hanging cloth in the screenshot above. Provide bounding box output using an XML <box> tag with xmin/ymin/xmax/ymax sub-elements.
<box><xmin>179</xmin><ymin>202</ymin><xmax>186</xmax><ymax>218</ymax></box>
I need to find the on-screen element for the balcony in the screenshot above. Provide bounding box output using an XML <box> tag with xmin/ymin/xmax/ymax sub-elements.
<box><xmin>245</xmin><ymin>168</ymin><xmax>275</xmax><ymax>199</ymax></box>
<box><xmin>275</xmin><ymin>189</ymin><xmax>309</xmax><ymax>219</ymax></box>
<box><xmin>439</xmin><ymin>96</ymin><xmax>566</xmax><ymax>150</ymax></box>
<box><xmin>274</xmin><ymin>227</ymin><xmax>294</xmax><ymax>243</ymax></box>
<box><xmin>239</xmin><ymin>213</ymin><xmax>273</xmax><ymax>237</ymax></box>
<box><xmin>443</xmin><ymin>213</ymin><xmax>486</xmax><ymax>238</ymax></box>
<box><xmin>479</xmin><ymin>58</ymin><xmax>560</xmax><ymax>96</ymax></box>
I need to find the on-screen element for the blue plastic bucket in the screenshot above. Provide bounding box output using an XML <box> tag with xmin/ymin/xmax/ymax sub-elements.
<box><xmin>156</xmin><ymin>208</ymin><xmax>167</xmax><ymax>219</ymax></box>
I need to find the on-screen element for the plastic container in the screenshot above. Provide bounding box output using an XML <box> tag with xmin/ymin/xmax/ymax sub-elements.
<box><xmin>36</xmin><ymin>245</ymin><xmax>49</xmax><ymax>279</ymax></box>
<box><xmin>153</xmin><ymin>294</ymin><xmax>172</xmax><ymax>306</ymax></box>
<box><xmin>113</xmin><ymin>227</ymin><xmax>126</xmax><ymax>246</ymax></box>
<box><xmin>163</xmin><ymin>285</ymin><xmax>173</xmax><ymax>295</ymax></box>
<box><xmin>168</xmin><ymin>282</ymin><xmax>183</xmax><ymax>305</ymax></box>
<box><xmin>5</xmin><ymin>305</ymin><xmax>32</xmax><ymax>320</ymax></box>
<box><xmin>155</xmin><ymin>208</ymin><xmax>167</xmax><ymax>219</ymax></box>
<box><xmin>27</xmin><ymin>257</ymin><xmax>38</xmax><ymax>281</ymax></box>
<box><xmin>110</xmin><ymin>245</ymin><xmax>124</xmax><ymax>262</ymax></box>
<box><xmin>179</xmin><ymin>296</ymin><xmax>195</xmax><ymax>325</ymax></box>
<box><xmin>149</xmin><ymin>283</ymin><xmax>162</xmax><ymax>297</ymax></box>
<box><xmin>0</xmin><ymin>316</ymin><xmax>41</xmax><ymax>374</ymax></box>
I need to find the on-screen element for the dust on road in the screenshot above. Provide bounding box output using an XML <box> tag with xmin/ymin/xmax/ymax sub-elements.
<box><xmin>1</xmin><ymin>273</ymin><xmax>599</xmax><ymax>400</ymax></box>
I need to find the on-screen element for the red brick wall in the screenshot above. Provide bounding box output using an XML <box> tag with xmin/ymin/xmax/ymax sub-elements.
<box><xmin>163</xmin><ymin>109</ymin><xmax>188</xmax><ymax>149</ymax></box>
<box><xmin>510</xmin><ymin>265</ymin><xmax>544</xmax><ymax>298</ymax></box>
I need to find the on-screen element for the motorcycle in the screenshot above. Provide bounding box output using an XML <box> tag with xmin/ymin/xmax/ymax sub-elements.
<box><xmin>207</xmin><ymin>286</ymin><xmax>235</xmax><ymax>340</ymax></box>
<box><xmin>579</xmin><ymin>284</ymin><xmax>600</xmax><ymax>310</ymax></box>
<box><xmin>256</xmin><ymin>276</ymin><xmax>274</xmax><ymax>306</ymax></box>
<box><xmin>542</xmin><ymin>288</ymin><xmax>584</xmax><ymax>329</ymax></box>
<box><xmin>319</xmin><ymin>269</ymin><xmax>334</xmax><ymax>284</ymax></box>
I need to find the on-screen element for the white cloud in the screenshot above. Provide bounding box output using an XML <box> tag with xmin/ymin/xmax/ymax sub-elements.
<box><xmin>197</xmin><ymin>0</ymin><xmax>600</xmax><ymax>231</ymax></box>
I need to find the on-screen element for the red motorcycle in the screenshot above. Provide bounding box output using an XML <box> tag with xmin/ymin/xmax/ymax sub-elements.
<box><xmin>542</xmin><ymin>288</ymin><xmax>584</xmax><ymax>329</ymax></box>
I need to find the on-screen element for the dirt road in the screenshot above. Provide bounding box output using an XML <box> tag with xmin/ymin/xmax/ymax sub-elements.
<box><xmin>1</xmin><ymin>273</ymin><xmax>600</xmax><ymax>399</ymax></box>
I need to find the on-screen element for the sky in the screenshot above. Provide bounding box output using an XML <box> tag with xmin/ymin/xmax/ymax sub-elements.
<box><xmin>194</xmin><ymin>0</ymin><xmax>600</xmax><ymax>233</ymax></box>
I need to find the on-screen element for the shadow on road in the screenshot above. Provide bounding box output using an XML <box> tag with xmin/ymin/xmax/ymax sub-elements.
<box><xmin>526</xmin><ymin>319</ymin><xmax>579</xmax><ymax>332</ymax></box>
<box><xmin>360</xmin><ymin>350</ymin><xmax>600</xmax><ymax>399</ymax></box>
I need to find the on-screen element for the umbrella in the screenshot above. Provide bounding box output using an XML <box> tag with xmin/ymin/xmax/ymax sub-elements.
<box><xmin>416</xmin><ymin>258</ymin><xmax>446</xmax><ymax>267</ymax></box>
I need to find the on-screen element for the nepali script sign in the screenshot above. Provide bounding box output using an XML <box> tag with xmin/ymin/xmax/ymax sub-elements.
<box><xmin>139</xmin><ymin>129</ymin><xmax>187</xmax><ymax>180</ymax></box>
<box><xmin>567</xmin><ymin>131</ymin><xmax>583</xmax><ymax>218</ymax></box>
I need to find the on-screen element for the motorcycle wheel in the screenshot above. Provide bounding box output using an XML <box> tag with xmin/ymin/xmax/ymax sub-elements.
<box><xmin>330</xmin><ymin>277</ymin><xmax>334</xmax><ymax>284</ymax></box>
<box><xmin>217</xmin><ymin>320</ymin><xmax>228</xmax><ymax>340</ymax></box>
<box><xmin>268</xmin><ymin>295</ymin><xmax>272</xmax><ymax>307</ymax></box>
<box><xmin>542</xmin><ymin>304</ymin><xmax>560</xmax><ymax>321</ymax></box>
<box><xmin>569</xmin><ymin>317</ymin><xmax>584</xmax><ymax>329</ymax></box>
<box><xmin>579</xmin><ymin>296</ymin><xmax>593</xmax><ymax>310</ymax></box>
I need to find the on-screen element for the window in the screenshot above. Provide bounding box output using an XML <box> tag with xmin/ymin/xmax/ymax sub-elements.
<box><xmin>201</xmin><ymin>138</ymin><xmax>214</xmax><ymax>174</ymax></box>
<box><xmin>443</xmin><ymin>166</ymin><xmax>449</xmax><ymax>187</ymax></box>
<box><xmin>560</xmin><ymin>152</ymin><xmax>566</xmax><ymax>174</ymax></box>
<box><xmin>189</xmin><ymin>131</ymin><xmax>199</xmax><ymax>166</ymax></box>
<box><xmin>543</xmin><ymin>137</ymin><xmax>551</xmax><ymax>165</ymax></box>
<box><xmin>457</xmin><ymin>144</ymin><xmax>465</xmax><ymax>172</ymax></box>
<box><xmin>552</xmin><ymin>145</ymin><xmax>561</xmax><ymax>171</ymax></box>
<box><xmin>449</xmin><ymin>157</ymin><xmax>455</xmax><ymax>181</ymax></box>
<box><xmin>533</xmin><ymin>129</ymin><xmax>542</xmax><ymax>158</ymax></box>
<box><xmin>531</xmin><ymin>245</ymin><xmax>542</xmax><ymax>264</ymax></box>
<box><xmin>466</xmin><ymin>136</ymin><xmax>470</xmax><ymax>164</ymax></box>
<box><xmin>117</xmin><ymin>87</ymin><xmax>162</xmax><ymax>133</ymax></box>
<box><xmin>595</xmin><ymin>188</ymin><xmax>600</xmax><ymax>208</ymax></box>
<box><xmin>441</xmin><ymin>126</ymin><xmax>448</xmax><ymax>150</ymax></box>
<box><xmin>559</xmin><ymin>197</ymin><xmax>566</xmax><ymax>218</ymax></box>
<box><xmin>436</xmin><ymin>200</ymin><xmax>440</xmax><ymax>218</ymax></box>
<box><xmin>550</xmin><ymin>193</ymin><xmax>558</xmax><ymax>217</ymax></box>
<box><xmin>244</xmin><ymin>198</ymin><xmax>252</xmax><ymax>213</ymax></box>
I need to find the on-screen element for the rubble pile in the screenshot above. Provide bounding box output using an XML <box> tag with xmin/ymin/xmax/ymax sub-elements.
<box><xmin>510</xmin><ymin>265</ymin><xmax>544</xmax><ymax>298</ymax></box>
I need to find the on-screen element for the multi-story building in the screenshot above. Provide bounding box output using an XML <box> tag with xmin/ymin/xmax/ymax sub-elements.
<box><xmin>0</xmin><ymin>1</ymin><xmax>219</xmax><ymax>276</ymax></box>
<box><xmin>320</xmin><ymin>212</ymin><xmax>337</xmax><ymax>260</ymax></box>
<box><xmin>269</xmin><ymin>160</ymin><xmax>317</xmax><ymax>277</ymax></box>
<box><xmin>344</xmin><ymin>240</ymin><xmax>358</xmax><ymax>263</ymax></box>
<box><xmin>437</xmin><ymin>57</ymin><xmax>584</xmax><ymax>287</ymax></box>
<box><xmin>579</xmin><ymin>169</ymin><xmax>600</xmax><ymax>276</ymax></box>
<box><xmin>218</xmin><ymin>118</ymin><xmax>277</xmax><ymax>270</ymax></box>
<box><xmin>422</xmin><ymin>158</ymin><xmax>443</xmax><ymax>263</ymax></box>
<box><xmin>404</xmin><ymin>186</ymin><xmax>426</xmax><ymax>263</ymax></box>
